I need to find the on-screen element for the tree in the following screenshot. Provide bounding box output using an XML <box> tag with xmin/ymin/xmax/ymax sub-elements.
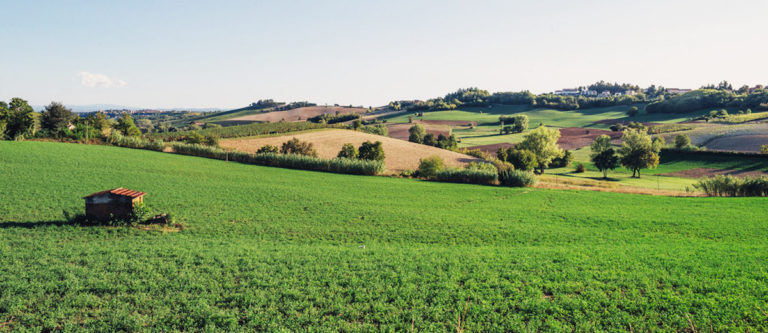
<box><xmin>549</xmin><ymin>150</ymin><xmax>573</xmax><ymax>168</ymax></box>
<box><xmin>358</xmin><ymin>141</ymin><xmax>385</xmax><ymax>161</ymax></box>
<box><xmin>40</xmin><ymin>102</ymin><xmax>74</xmax><ymax>135</ymax></box>
<box><xmin>185</xmin><ymin>132</ymin><xmax>204</xmax><ymax>144</ymax></box>
<box><xmin>517</xmin><ymin>126</ymin><xmax>563</xmax><ymax>173</ymax></box>
<box><xmin>626</xmin><ymin>106</ymin><xmax>639</xmax><ymax>117</ymax></box>
<box><xmin>352</xmin><ymin>119</ymin><xmax>362</xmax><ymax>130</ymax></box>
<box><xmin>652</xmin><ymin>136</ymin><xmax>665</xmax><ymax>152</ymax></box>
<box><xmin>86</xmin><ymin>112</ymin><xmax>111</xmax><ymax>132</ymax></box>
<box><xmin>619</xmin><ymin>129</ymin><xmax>659</xmax><ymax>178</ymax></box>
<box><xmin>500</xmin><ymin>148</ymin><xmax>537</xmax><ymax>171</ymax></box>
<box><xmin>281</xmin><ymin>137</ymin><xmax>318</xmax><ymax>156</ymax></box>
<box><xmin>674</xmin><ymin>134</ymin><xmax>691</xmax><ymax>150</ymax></box>
<box><xmin>135</xmin><ymin>118</ymin><xmax>155</xmax><ymax>133</ymax></box>
<box><xmin>418</xmin><ymin>156</ymin><xmax>444</xmax><ymax>178</ymax></box>
<box><xmin>337</xmin><ymin>143</ymin><xmax>358</xmax><ymax>159</ymax></box>
<box><xmin>591</xmin><ymin>148</ymin><xmax>619</xmax><ymax>179</ymax></box>
<box><xmin>761</xmin><ymin>144</ymin><xmax>768</xmax><ymax>154</ymax></box>
<box><xmin>3</xmin><ymin>98</ymin><xmax>36</xmax><ymax>139</ymax></box>
<box><xmin>436</xmin><ymin>134</ymin><xmax>458</xmax><ymax>150</ymax></box>
<box><xmin>408</xmin><ymin>124</ymin><xmax>425</xmax><ymax>143</ymax></box>
<box><xmin>256</xmin><ymin>145</ymin><xmax>279</xmax><ymax>154</ymax></box>
<box><xmin>0</xmin><ymin>101</ymin><xmax>7</xmax><ymax>140</ymax></box>
<box><xmin>590</xmin><ymin>134</ymin><xmax>613</xmax><ymax>156</ymax></box>
<box><xmin>423</xmin><ymin>133</ymin><xmax>437</xmax><ymax>146</ymax></box>
<box><xmin>115</xmin><ymin>112</ymin><xmax>141</xmax><ymax>136</ymax></box>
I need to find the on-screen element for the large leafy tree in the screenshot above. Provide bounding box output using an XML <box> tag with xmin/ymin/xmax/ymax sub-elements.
<box><xmin>115</xmin><ymin>112</ymin><xmax>141</xmax><ymax>137</ymax></box>
<box><xmin>3</xmin><ymin>98</ymin><xmax>36</xmax><ymax>139</ymax></box>
<box><xmin>358</xmin><ymin>141</ymin><xmax>385</xmax><ymax>161</ymax></box>
<box><xmin>590</xmin><ymin>134</ymin><xmax>619</xmax><ymax>179</ymax></box>
<box><xmin>517</xmin><ymin>126</ymin><xmax>563</xmax><ymax>173</ymax></box>
<box><xmin>0</xmin><ymin>101</ymin><xmax>8</xmax><ymax>139</ymax></box>
<box><xmin>619</xmin><ymin>129</ymin><xmax>659</xmax><ymax>178</ymax></box>
<box><xmin>40</xmin><ymin>102</ymin><xmax>74</xmax><ymax>134</ymax></box>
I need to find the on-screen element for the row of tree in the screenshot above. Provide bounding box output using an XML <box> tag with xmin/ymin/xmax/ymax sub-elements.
<box><xmin>407</xmin><ymin>124</ymin><xmax>458</xmax><ymax>150</ymax></box>
<box><xmin>0</xmin><ymin>98</ymin><xmax>143</xmax><ymax>141</ymax></box>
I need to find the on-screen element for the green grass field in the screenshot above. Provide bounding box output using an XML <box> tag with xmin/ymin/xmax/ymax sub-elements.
<box><xmin>2</xmin><ymin>141</ymin><xmax>768</xmax><ymax>331</ymax></box>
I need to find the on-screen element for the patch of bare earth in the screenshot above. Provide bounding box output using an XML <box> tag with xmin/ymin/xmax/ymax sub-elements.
<box><xmin>219</xmin><ymin>129</ymin><xmax>481</xmax><ymax>173</ymax></box>
<box><xmin>229</xmin><ymin>106</ymin><xmax>368</xmax><ymax>123</ymax></box>
<box><xmin>386</xmin><ymin>123</ymin><xmax>451</xmax><ymax>141</ymax></box>
<box><xmin>704</xmin><ymin>135</ymin><xmax>768</xmax><ymax>153</ymax></box>
<box><xmin>557</xmin><ymin>127</ymin><xmax>622</xmax><ymax>150</ymax></box>
<box><xmin>661</xmin><ymin>168</ymin><xmax>768</xmax><ymax>179</ymax></box>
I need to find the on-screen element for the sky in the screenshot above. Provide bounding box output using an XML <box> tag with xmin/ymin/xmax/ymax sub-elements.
<box><xmin>1</xmin><ymin>0</ymin><xmax>767</xmax><ymax>109</ymax></box>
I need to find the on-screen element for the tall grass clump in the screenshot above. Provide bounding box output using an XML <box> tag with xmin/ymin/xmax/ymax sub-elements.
<box><xmin>435</xmin><ymin>168</ymin><xmax>498</xmax><ymax>185</ymax></box>
<box><xmin>108</xmin><ymin>132</ymin><xmax>165</xmax><ymax>151</ymax></box>
<box><xmin>498</xmin><ymin>170</ymin><xmax>537</xmax><ymax>187</ymax></box>
<box><xmin>171</xmin><ymin>143</ymin><xmax>383</xmax><ymax>175</ymax></box>
<box><xmin>694</xmin><ymin>175</ymin><xmax>768</xmax><ymax>197</ymax></box>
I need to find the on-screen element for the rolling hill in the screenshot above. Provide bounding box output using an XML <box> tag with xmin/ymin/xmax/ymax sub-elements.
<box><xmin>1</xmin><ymin>141</ymin><xmax>767</xmax><ymax>331</ymax></box>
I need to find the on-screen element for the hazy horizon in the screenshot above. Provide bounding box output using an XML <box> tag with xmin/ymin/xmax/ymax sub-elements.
<box><xmin>2</xmin><ymin>0</ymin><xmax>767</xmax><ymax>109</ymax></box>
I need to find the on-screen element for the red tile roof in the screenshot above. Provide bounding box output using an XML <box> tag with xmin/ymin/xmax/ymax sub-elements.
<box><xmin>83</xmin><ymin>188</ymin><xmax>146</xmax><ymax>199</ymax></box>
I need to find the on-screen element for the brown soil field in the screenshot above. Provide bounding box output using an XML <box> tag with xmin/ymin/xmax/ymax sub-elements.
<box><xmin>660</xmin><ymin>168</ymin><xmax>768</xmax><ymax>179</ymax></box>
<box><xmin>386</xmin><ymin>123</ymin><xmax>451</xmax><ymax>141</ymax></box>
<box><xmin>557</xmin><ymin>127</ymin><xmax>622</xmax><ymax>150</ymax></box>
<box><xmin>704</xmin><ymin>135</ymin><xmax>768</xmax><ymax>153</ymax></box>
<box><xmin>229</xmin><ymin>106</ymin><xmax>368</xmax><ymax>123</ymax></box>
<box><xmin>465</xmin><ymin>143</ymin><xmax>516</xmax><ymax>154</ymax></box>
<box><xmin>219</xmin><ymin>129</ymin><xmax>481</xmax><ymax>172</ymax></box>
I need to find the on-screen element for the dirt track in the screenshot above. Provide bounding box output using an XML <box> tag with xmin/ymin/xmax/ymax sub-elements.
<box><xmin>220</xmin><ymin>129</ymin><xmax>481</xmax><ymax>172</ymax></box>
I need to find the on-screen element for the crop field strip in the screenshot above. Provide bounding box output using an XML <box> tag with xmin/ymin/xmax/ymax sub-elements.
<box><xmin>1</xmin><ymin>141</ymin><xmax>767</xmax><ymax>331</ymax></box>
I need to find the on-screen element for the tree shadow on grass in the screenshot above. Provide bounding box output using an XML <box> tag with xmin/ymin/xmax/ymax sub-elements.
<box><xmin>0</xmin><ymin>220</ymin><xmax>74</xmax><ymax>229</ymax></box>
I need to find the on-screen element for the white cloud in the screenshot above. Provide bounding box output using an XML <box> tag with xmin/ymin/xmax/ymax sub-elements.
<box><xmin>78</xmin><ymin>71</ymin><xmax>127</xmax><ymax>88</ymax></box>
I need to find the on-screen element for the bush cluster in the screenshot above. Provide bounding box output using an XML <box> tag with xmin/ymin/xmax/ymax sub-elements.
<box><xmin>498</xmin><ymin>170</ymin><xmax>538</xmax><ymax>187</ymax></box>
<box><xmin>435</xmin><ymin>168</ymin><xmax>497</xmax><ymax>185</ymax></box>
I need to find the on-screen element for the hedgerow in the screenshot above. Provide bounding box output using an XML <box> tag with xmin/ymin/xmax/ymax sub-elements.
<box><xmin>694</xmin><ymin>175</ymin><xmax>768</xmax><ymax>197</ymax></box>
<box><xmin>498</xmin><ymin>170</ymin><xmax>538</xmax><ymax>187</ymax></box>
<box><xmin>171</xmin><ymin>143</ymin><xmax>383</xmax><ymax>175</ymax></box>
<box><xmin>108</xmin><ymin>132</ymin><xmax>165</xmax><ymax>151</ymax></box>
<box><xmin>149</xmin><ymin>122</ymin><xmax>335</xmax><ymax>141</ymax></box>
<box><xmin>435</xmin><ymin>168</ymin><xmax>497</xmax><ymax>185</ymax></box>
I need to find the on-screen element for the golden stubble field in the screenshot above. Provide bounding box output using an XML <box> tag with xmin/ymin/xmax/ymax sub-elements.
<box><xmin>220</xmin><ymin>129</ymin><xmax>481</xmax><ymax>172</ymax></box>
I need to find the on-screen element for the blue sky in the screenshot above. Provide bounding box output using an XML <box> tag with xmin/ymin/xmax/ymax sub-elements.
<box><xmin>1</xmin><ymin>0</ymin><xmax>767</xmax><ymax>108</ymax></box>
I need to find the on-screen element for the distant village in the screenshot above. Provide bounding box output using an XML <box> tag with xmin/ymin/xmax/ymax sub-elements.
<box><xmin>553</xmin><ymin>87</ymin><xmax>692</xmax><ymax>97</ymax></box>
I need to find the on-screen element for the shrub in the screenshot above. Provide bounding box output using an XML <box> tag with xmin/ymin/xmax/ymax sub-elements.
<box><xmin>489</xmin><ymin>159</ymin><xmax>514</xmax><ymax>173</ymax></box>
<box><xmin>337</xmin><ymin>143</ymin><xmax>358</xmax><ymax>159</ymax></box>
<box><xmin>423</xmin><ymin>133</ymin><xmax>437</xmax><ymax>146</ymax></box>
<box><xmin>574</xmin><ymin>163</ymin><xmax>586</xmax><ymax>173</ymax></box>
<box><xmin>256</xmin><ymin>145</ymin><xmax>279</xmax><ymax>154</ymax></box>
<box><xmin>674</xmin><ymin>134</ymin><xmax>691</xmax><ymax>150</ymax></box>
<box><xmin>460</xmin><ymin>148</ymin><xmax>491</xmax><ymax>160</ymax></box>
<box><xmin>358</xmin><ymin>141</ymin><xmax>385</xmax><ymax>161</ymax></box>
<box><xmin>761</xmin><ymin>144</ymin><xmax>768</xmax><ymax>154</ymax></box>
<box><xmin>185</xmin><ymin>132</ymin><xmax>205</xmax><ymax>144</ymax></box>
<box><xmin>436</xmin><ymin>168</ymin><xmax>497</xmax><ymax>185</ymax></box>
<box><xmin>204</xmin><ymin>134</ymin><xmax>219</xmax><ymax>146</ymax></box>
<box><xmin>281</xmin><ymin>137</ymin><xmax>318</xmax><ymax>157</ymax></box>
<box><xmin>465</xmin><ymin>162</ymin><xmax>497</xmax><ymax>173</ymax></box>
<box><xmin>498</xmin><ymin>170</ymin><xmax>537</xmax><ymax>187</ymax></box>
<box><xmin>408</xmin><ymin>124</ymin><xmax>426</xmax><ymax>143</ymax></box>
<box><xmin>626</xmin><ymin>106</ymin><xmax>639</xmax><ymax>117</ymax></box>
<box><xmin>418</xmin><ymin>156</ymin><xmax>444</xmax><ymax>179</ymax></box>
<box><xmin>359</xmin><ymin>124</ymin><xmax>388</xmax><ymax>136</ymax></box>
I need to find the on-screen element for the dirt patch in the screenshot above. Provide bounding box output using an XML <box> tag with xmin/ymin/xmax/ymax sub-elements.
<box><xmin>386</xmin><ymin>123</ymin><xmax>451</xmax><ymax>141</ymax></box>
<box><xmin>557</xmin><ymin>127</ymin><xmax>622</xmax><ymax>150</ymax></box>
<box><xmin>660</xmin><ymin>168</ymin><xmax>768</xmax><ymax>179</ymax></box>
<box><xmin>705</xmin><ymin>135</ymin><xmax>768</xmax><ymax>153</ymax></box>
<box><xmin>465</xmin><ymin>143</ymin><xmax>516</xmax><ymax>154</ymax></box>
<box><xmin>229</xmin><ymin>106</ymin><xmax>368</xmax><ymax>123</ymax></box>
<box><xmin>220</xmin><ymin>129</ymin><xmax>481</xmax><ymax>172</ymax></box>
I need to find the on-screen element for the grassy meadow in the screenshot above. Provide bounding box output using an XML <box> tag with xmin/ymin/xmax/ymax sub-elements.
<box><xmin>1</xmin><ymin>141</ymin><xmax>768</xmax><ymax>331</ymax></box>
